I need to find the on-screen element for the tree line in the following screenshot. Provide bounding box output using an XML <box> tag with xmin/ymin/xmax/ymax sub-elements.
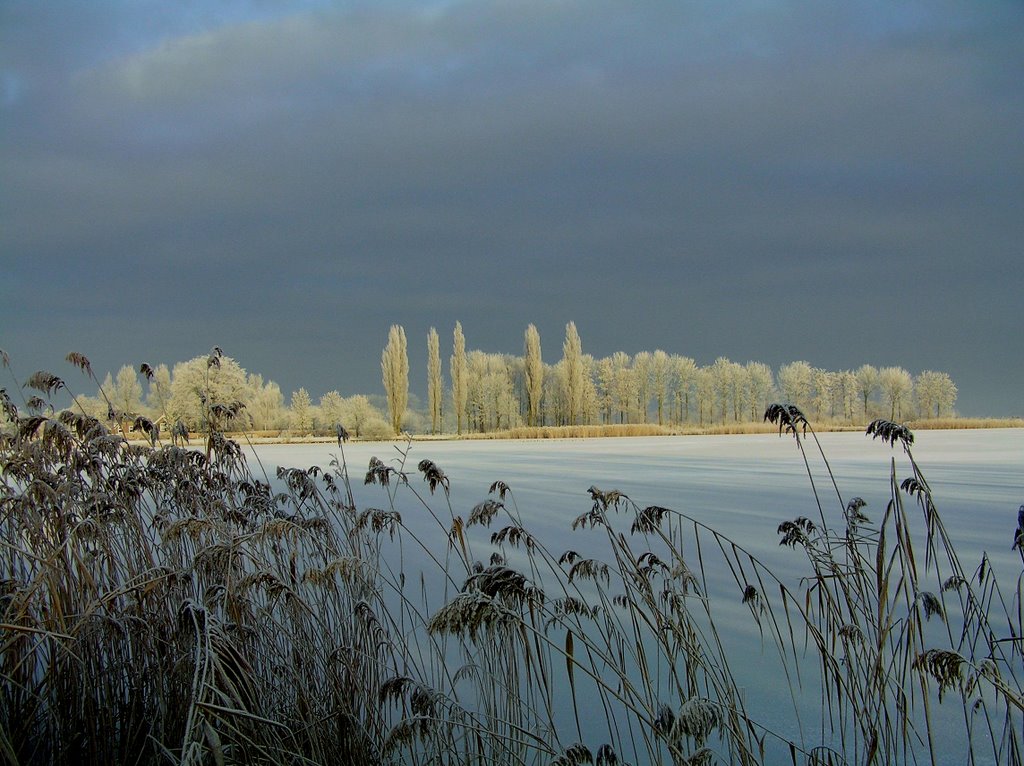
<box><xmin>403</xmin><ymin>322</ymin><xmax>956</xmax><ymax>434</ymax></box>
<box><xmin>64</xmin><ymin>322</ymin><xmax>957</xmax><ymax>438</ymax></box>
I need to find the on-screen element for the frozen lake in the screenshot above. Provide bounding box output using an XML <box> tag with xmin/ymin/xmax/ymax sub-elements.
<box><xmin>246</xmin><ymin>428</ymin><xmax>1023</xmax><ymax>764</ymax></box>
<box><xmin>249</xmin><ymin>428</ymin><xmax>1022</xmax><ymax>581</ymax></box>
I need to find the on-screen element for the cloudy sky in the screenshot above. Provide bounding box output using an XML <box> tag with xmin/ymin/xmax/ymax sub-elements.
<box><xmin>2</xmin><ymin>1</ymin><xmax>1021</xmax><ymax>416</ymax></box>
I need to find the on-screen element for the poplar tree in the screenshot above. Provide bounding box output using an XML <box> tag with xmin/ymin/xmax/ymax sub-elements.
<box><xmin>427</xmin><ymin>327</ymin><xmax>443</xmax><ymax>434</ymax></box>
<box><xmin>524</xmin><ymin>324</ymin><xmax>544</xmax><ymax>427</ymax></box>
<box><xmin>562</xmin><ymin>321</ymin><xmax>584</xmax><ymax>426</ymax></box>
<box><xmin>450</xmin><ymin>321</ymin><xmax>467</xmax><ymax>435</ymax></box>
<box><xmin>381</xmin><ymin>324</ymin><xmax>409</xmax><ymax>435</ymax></box>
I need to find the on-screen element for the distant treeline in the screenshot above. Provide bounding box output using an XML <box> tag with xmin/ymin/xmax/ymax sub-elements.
<box><xmin>61</xmin><ymin>322</ymin><xmax>957</xmax><ymax>438</ymax></box>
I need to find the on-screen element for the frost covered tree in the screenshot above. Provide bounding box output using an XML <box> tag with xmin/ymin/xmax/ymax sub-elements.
<box><xmin>695</xmin><ymin>367</ymin><xmax>715</xmax><ymax>426</ymax></box>
<box><xmin>595</xmin><ymin>356</ymin><xmax>615</xmax><ymax>424</ymax></box>
<box><xmin>562</xmin><ymin>322</ymin><xmax>585</xmax><ymax>425</ymax></box>
<box><xmin>580</xmin><ymin>354</ymin><xmax>599</xmax><ymax>425</ymax></box>
<box><xmin>247</xmin><ymin>374</ymin><xmax>286</xmax><ymax>430</ymax></box>
<box><xmin>341</xmin><ymin>395</ymin><xmax>374</xmax><ymax>438</ymax></box>
<box><xmin>168</xmin><ymin>353</ymin><xmax>249</xmax><ymax>431</ymax></box>
<box><xmin>524</xmin><ymin>324</ymin><xmax>544</xmax><ymax>427</ymax></box>
<box><xmin>633</xmin><ymin>351</ymin><xmax>653</xmax><ymax>423</ymax></box>
<box><xmin>778</xmin><ymin>361</ymin><xmax>815</xmax><ymax>410</ymax></box>
<box><xmin>427</xmin><ymin>327</ymin><xmax>443</xmax><ymax>434</ymax></box>
<box><xmin>671</xmin><ymin>355</ymin><xmax>697</xmax><ymax>424</ymax></box>
<box><xmin>855</xmin><ymin>364</ymin><xmax>880</xmax><ymax>419</ymax></box>
<box><xmin>651</xmin><ymin>350</ymin><xmax>670</xmax><ymax>426</ymax></box>
<box><xmin>319</xmin><ymin>390</ymin><xmax>345</xmax><ymax>429</ymax></box>
<box><xmin>879</xmin><ymin>366</ymin><xmax>913</xmax><ymax>420</ymax></box>
<box><xmin>450</xmin><ymin>322</ymin><xmax>468</xmax><ymax>435</ymax></box>
<box><xmin>144</xmin><ymin>363</ymin><xmax>172</xmax><ymax>421</ymax></box>
<box><xmin>915</xmin><ymin>371</ymin><xmax>958</xmax><ymax>418</ymax></box>
<box><xmin>290</xmin><ymin>388</ymin><xmax>313</xmax><ymax>432</ymax></box>
<box><xmin>726</xmin><ymin>360</ymin><xmax>747</xmax><ymax>422</ymax></box>
<box><xmin>709</xmin><ymin>357</ymin><xmax>742</xmax><ymax>423</ymax></box>
<box><xmin>543</xmin><ymin>361</ymin><xmax>567</xmax><ymax>426</ymax></box>
<box><xmin>812</xmin><ymin>368</ymin><xmax>836</xmax><ymax>420</ymax></box>
<box><xmin>609</xmin><ymin>352</ymin><xmax>634</xmax><ymax>424</ymax></box>
<box><xmin>101</xmin><ymin>365</ymin><xmax>144</xmax><ymax>419</ymax></box>
<box><xmin>835</xmin><ymin>370</ymin><xmax>858</xmax><ymax>422</ymax></box>
<box><xmin>466</xmin><ymin>351</ymin><xmax>520</xmax><ymax>432</ymax></box>
<box><xmin>745</xmin><ymin>361</ymin><xmax>774</xmax><ymax>420</ymax></box>
<box><xmin>381</xmin><ymin>325</ymin><xmax>409</xmax><ymax>435</ymax></box>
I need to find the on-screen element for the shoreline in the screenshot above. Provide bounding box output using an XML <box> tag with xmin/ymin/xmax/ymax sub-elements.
<box><xmin>163</xmin><ymin>417</ymin><xmax>1023</xmax><ymax>446</ymax></box>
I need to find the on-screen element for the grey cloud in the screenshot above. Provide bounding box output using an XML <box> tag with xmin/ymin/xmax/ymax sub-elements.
<box><xmin>1</xmin><ymin>1</ymin><xmax>1022</xmax><ymax>414</ymax></box>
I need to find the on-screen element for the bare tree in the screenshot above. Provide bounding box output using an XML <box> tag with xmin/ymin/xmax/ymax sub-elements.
<box><xmin>450</xmin><ymin>321</ymin><xmax>467</xmax><ymax>435</ymax></box>
<box><xmin>381</xmin><ymin>324</ymin><xmax>409</xmax><ymax>436</ymax></box>
<box><xmin>524</xmin><ymin>324</ymin><xmax>544</xmax><ymax>427</ymax></box>
<box><xmin>427</xmin><ymin>327</ymin><xmax>443</xmax><ymax>434</ymax></box>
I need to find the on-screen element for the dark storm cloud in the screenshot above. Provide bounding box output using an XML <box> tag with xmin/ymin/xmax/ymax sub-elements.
<box><xmin>2</xmin><ymin>1</ymin><xmax>1021</xmax><ymax>414</ymax></box>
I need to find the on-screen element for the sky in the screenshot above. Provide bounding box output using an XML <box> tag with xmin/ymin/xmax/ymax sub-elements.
<box><xmin>2</xmin><ymin>0</ymin><xmax>1022</xmax><ymax>416</ymax></box>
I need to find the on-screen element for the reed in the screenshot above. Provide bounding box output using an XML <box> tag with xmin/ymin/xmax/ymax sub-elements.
<box><xmin>906</xmin><ymin>417</ymin><xmax>1024</xmax><ymax>430</ymax></box>
<box><xmin>0</xmin><ymin>351</ymin><xmax>1020</xmax><ymax>765</ymax></box>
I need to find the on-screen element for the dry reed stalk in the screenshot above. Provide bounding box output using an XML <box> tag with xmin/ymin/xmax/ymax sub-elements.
<box><xmin>1</xmin><ymin>354</ymin><xmax>1020</xmax><ymax>765</ymax></box>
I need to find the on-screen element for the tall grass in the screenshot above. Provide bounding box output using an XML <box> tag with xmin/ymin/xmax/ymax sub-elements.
<box><xmin>1</xmin><ymin>353</ymin><xmax>1020</xmax><ymax>764</ymax></box>
<box><xmin>464</xmin><ymin>422</ymin><xmax>790</xmax><ymax>439</ymax></box>
<box><xmin>905</xmin><ymin>417</ymin><xmax>1024</xmax><ymax>431</ymax></box>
